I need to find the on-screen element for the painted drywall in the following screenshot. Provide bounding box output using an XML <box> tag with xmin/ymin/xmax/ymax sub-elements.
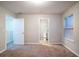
<box><xmin>62</xmin><ymin>2</ymin><xmax>79</xmax><ymax>56</ymax></box>
<box><xmin>0</xmin><ymin>6</ymin><xmax>14</xmax><ymax>52</ymax></box>
<box><xmin>17</xmin><ymin>14</ymin><xmax>62</xmax><ymax>44</ymax></box>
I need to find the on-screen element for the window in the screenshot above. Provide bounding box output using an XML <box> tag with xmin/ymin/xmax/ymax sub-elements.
<box><xmin>64</xmin><ymin>15</ymin><xmax>74</xmax><ymax>41</ymax></box>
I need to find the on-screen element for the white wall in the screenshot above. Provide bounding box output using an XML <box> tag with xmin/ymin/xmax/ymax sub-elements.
<box><xmin>62</xmin><ymin>2</ymin><xmax>79</xmax><ymax>56</ymax></box>
<box><xmin>17</xmin><ymin>14</ymin><xmax>62</xmax><ymax>44</ymax></box>
<box><xmin>0</xmin><ymin>6</ymin><xmax>14</xmax><ymax>52</ymax></box>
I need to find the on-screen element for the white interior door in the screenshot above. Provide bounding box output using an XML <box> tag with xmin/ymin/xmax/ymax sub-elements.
<box><xmin>13</xmin><ymin>18</ymin><xmax>24</xmax><ymax>45</ymax></box>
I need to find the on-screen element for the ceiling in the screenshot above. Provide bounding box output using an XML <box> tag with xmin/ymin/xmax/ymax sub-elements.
<box><xmin>0</xmin><ymin>1</ymin><xmax>77</xmax><ymax>14</ymax></box>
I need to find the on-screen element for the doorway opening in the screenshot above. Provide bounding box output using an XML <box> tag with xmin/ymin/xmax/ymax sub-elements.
<box><xmin>6</xmin><ymin>16</ymin><xmax>14</xmax><ymax>49</ymax></box>
<box><xmin>40</xmin><ymin>18</ymin><xmax>49</xmax><ymax>44</ymax></box>
<box><xmin>6</xmin><ymin>16</ymin><xmax>24</xmax><ymax>50</ymax></box>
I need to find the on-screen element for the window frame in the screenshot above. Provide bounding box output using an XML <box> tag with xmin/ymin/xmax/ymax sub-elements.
<box><xmin>64</xmin><ymin>15</ymin><xmax>74</xmax><ymax>42</ymax></box>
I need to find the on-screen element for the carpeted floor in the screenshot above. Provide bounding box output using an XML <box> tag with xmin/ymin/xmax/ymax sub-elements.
<box><xmin>0</xmin><ymin>44</ymin><xmax>77</xmax><ymax>57</ymax></box>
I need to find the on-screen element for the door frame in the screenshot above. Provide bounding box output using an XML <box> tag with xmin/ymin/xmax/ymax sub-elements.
<box><xmin>5</xmin><ymin>17</ymin><xmax>24</xmax><ymax>50</ymax></box>
<box><xmin>39</xmin><ymin>18</ymin><xmax>50</xmax><ymax>44</ymax></box>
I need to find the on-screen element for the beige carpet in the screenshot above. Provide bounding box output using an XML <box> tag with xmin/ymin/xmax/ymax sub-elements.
<box><xmin>0</xmin><ymin>44</ymin><xmax>77</xmax><ymax>57</ymax></box>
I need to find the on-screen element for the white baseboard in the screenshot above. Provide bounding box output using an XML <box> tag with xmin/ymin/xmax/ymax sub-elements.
<box><xmin>25</xmin><ymin>42</ymin><xmax>62</xmax><ymax>44</ymax></box>
<box><xmin>49</xmin><ymin>42</ymin><xmax>62</xmax><ymax>45</ymax></box>
<box><xmin>0</xmin><ymin>48</ymin><xmax>6</xmax><ymax>53</ymax></box>
<box><xmin>63</xmin><ymin>44</ymin><xmax>79</xmax><ymax>57</ymax></box>
<box><xmin>50</xmin><ymin>43</ymin><xmax>62</xmax><ymax>45</ymax></box>
<box><xmin>24</xmin><ymin>43</ymin><xmax>40</xmax><ymax>45</ymax></box>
